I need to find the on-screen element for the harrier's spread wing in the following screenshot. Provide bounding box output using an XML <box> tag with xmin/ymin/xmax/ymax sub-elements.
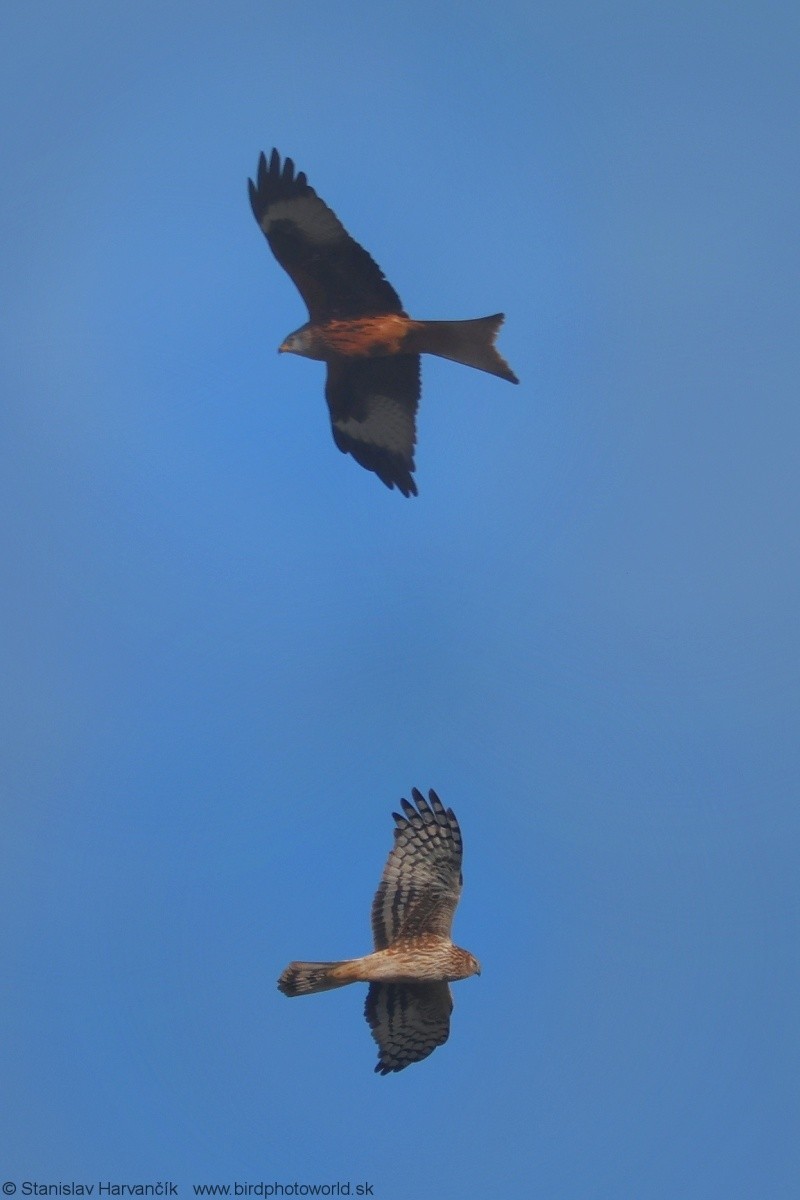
<box><xmin>371</xmin><ymin>788</ymin><xmax>463</xmax><ymax>949</ymax></box>
<box><xmin>326</xmin><ymin>356</ymin><xmax>419</xmax><ymax>497</ymax></box>
<box><xmin>365</xmin><ymin>981</ymin><xmax>453</xmax><ymax>1075</ymax></box>
<box><xmin>248</xmin><ymin>149</ymin><xmax>404</xmax><ymax>323</ymax></box>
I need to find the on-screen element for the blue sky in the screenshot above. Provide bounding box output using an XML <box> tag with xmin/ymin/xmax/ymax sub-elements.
<box><xmin>2</xmin><ymin>2</ymin><xmax>798</xmax><ymax>1196</ymax></box>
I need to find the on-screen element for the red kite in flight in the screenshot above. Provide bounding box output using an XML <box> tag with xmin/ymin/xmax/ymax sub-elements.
<box><xmin>248</xmin><ymin>149</ymin><xmax>518</xmax><ymax>497</ymax></box>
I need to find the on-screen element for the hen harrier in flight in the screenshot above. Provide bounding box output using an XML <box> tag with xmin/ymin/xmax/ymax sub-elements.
<box><xmin>249</xmin><ymin>149</ymin><xmax>518</xmax><ymax>497</ymax></box>
<box><xmin>278</xmin><ymin>787</ymin><xmax>480</xmax><ymax>1074</ymax></box>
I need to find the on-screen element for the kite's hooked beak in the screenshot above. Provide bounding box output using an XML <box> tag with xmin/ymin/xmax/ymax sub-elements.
<box><xmin>277</xmin><ymin>341</ymin><xmax>289</xmax><ymax>354</ymax></box>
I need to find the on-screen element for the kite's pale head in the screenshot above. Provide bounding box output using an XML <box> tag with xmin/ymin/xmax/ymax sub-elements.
<box><xmin>278</xmin><ymin>323</ymin><xmax>324</xmax><ymax>360</ymax></box>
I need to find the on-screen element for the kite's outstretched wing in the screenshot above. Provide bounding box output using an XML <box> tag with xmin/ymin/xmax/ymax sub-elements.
<box><xmin>325</xmin><ymin>355</ymin><xmax>419</xmax><ymax>496</ymax></box>
<box><xmin>248</xmin><ymin>149</ymin><xmax>405</xmax><ymax>323</ymax></box>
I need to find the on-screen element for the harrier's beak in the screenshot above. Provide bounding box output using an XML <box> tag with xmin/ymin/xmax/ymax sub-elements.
<box><xmin>277</xmin><ymin>341</ymin><xmax>288</xmax><ymax>354</ymax></box>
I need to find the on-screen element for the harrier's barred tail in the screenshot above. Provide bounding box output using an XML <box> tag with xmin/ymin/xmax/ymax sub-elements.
<box><xmin>410</xmin><ymin>314</ymin><xmax>519</xmax><ymax>384</ymax></box>
<box><xmin>278</xmin><ymin>960</ymin><xmax>354</xmax><ymax>996</ymax></box>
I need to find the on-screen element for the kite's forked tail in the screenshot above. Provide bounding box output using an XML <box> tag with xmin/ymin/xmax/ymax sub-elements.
<box><xmin>278</xmin><ymin>959</ymin><xmax>358</xmax><ymax>996</ymax></box>
<box><xmin>409</xmin><ymin>314</ymin><xmax>519</xmax><ymax>384</ymax></box>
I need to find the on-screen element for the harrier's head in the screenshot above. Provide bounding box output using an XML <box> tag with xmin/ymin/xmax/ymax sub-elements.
<box><xmin>450</xmin><ymin>948</ymin><xmax>481</xmax><ymax>980</ymax></box>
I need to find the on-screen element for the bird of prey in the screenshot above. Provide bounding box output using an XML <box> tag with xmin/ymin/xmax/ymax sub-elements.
<box><xmin>278</xmin><ymin>788</ymin><xmax>480</xmax><ymax>1074</ymax></box>
<box><xmin>248</xmin><ymin>149</ymin><xmax>518</xmax><ymax>496</ymax></box>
